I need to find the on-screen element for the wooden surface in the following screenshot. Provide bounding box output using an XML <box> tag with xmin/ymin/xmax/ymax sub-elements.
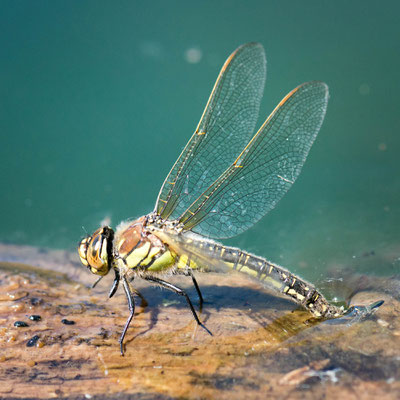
<box><xmin>0</xmin><ymin>243</ymin><xmax>399</xmax><ymax>399</ymax></box>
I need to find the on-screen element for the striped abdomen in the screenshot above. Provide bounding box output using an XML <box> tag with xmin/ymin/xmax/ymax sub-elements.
<box><xmin>192</xmin><ymin>240</ymin><xmax>344</xmax><ymax>318</ymax></box>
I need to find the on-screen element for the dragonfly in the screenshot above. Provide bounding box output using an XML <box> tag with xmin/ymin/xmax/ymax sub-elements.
<box><xmin>78</xmin><ymin>43</ymin><xmax>383</xmax><ymax>355</ymax></box>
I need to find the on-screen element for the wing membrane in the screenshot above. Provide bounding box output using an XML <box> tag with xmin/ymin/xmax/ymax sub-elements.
<box><xmin>155</xmin><ymin>43</ymin><xmax>266</xmax><ymax>220</ymax></box>
<box><xmin>178</xmin><ymin>82</ymin><xmax>329</xmax><ymax>239</ymax></box>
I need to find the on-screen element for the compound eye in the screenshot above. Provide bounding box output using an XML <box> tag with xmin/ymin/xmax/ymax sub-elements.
<box><xmin>87</xmin><ymin>229</ymin><xmax>107</xmax><ymax>270</ymax></box>
<box><xmin>78</xmin><ymin>236</ymin><xmax>91</xmax><ymax>266</ymax></box>
<box><xmin>79</xmin><ymin>227</ymin><xmax>114</xmax><ymax>276</ymax></box>
<box><xmin>77</xmin><ymin>227</ymin><xmax>114</xmax><ymax>276</ymax></box>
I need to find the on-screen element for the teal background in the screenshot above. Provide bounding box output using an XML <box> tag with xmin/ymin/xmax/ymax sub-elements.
<box><xmin>1</xmin><ymin>1</ymin><xmax>399</xmax><ymax>281</ymax></box>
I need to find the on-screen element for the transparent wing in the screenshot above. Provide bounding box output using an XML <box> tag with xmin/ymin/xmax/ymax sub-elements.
<box><xmin>155</xmin><ymin>43</ymin><xmax>266</xmax><ymax>220</ymax></box>
<box><xmin>178</xmin><ymin>81</ymin><xmax>329</xmax><ymax>239</ymax></box>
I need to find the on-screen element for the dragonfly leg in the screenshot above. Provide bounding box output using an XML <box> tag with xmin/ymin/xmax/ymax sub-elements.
<box><xmin>144</xmin><ymin>275</ymin><xmax>212</xmax><ymax>335</ymax></box>
<box><xmin>188</xmin><ymin>271</ymin><xmax>204</xmax><ymax>307</ymax></box>
<box><xmin>91</xmin><ymin>276</ymin><xmax>103</xmax><ymax>289</ymax></box>
<box><xmin>120</xmin><ymin>275</ymin><xmax>135</xmax><ymax>356</ymax></box>
<box><xmin>108</xmin><ymin>268</ymin><xmax>120</xmax><ymax>298</ymax></box>
<box><xmin>126</xmin><ymin>275</ymin><xmax>148</xmax><ymax>306</ymax></box>
<box><xmin>175</xmin><ymin>267</ymin><xmax>204</xmax><ymax>306</ymax></box>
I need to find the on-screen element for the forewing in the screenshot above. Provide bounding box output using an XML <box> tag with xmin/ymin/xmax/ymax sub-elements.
<box><xmin>155</xmin><ymin>43</ymin><xmax>266</xmax><ymax>220</ymax></box>
<box><xmin>178</xmin><ymin>82</ymin><xmax>329</xmax><ymax>239</ymax></box>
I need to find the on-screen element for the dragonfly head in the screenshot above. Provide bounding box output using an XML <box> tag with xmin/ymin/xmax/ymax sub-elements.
<box><xmin>78</xmin><ymin>226</ymin><xmax>114</xmax><ymax>276</ymax></box>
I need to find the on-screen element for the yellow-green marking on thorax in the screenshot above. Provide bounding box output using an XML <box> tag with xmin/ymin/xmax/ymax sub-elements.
<box><xmin>115</xmin><ymin>218</ymin><xmax>178</xmax><ymax>272</ymax></box>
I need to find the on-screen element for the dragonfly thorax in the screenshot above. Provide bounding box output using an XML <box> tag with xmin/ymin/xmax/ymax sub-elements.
<box><xmin>146</xmin><ymin>212</ymin><xmax>184</xmax><ymax>233</ymax></box>
<box><xmin>113</xmin><ymin>216</ymin><xmax>176</xmax><ymax>272</ymax></box>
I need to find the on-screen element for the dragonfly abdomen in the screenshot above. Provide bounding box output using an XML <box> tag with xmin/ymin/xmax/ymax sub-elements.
<box><xmin>208</xmin><ymin>243</ymin><xmax>344</xmax><ymax>318</ymax></box>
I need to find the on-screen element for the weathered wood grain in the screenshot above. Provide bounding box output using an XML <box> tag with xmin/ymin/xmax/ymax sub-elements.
<box><xmin>0</xmin><ymin>243</ymin><xmax>399</xmax><ymax>399</ymax></box>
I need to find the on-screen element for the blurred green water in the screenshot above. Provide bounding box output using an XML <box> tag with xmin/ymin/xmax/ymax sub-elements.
<box><xmin>1</xmin><ymin>1</ymin><xmax>399</xmax><ymax>282</ymax></box>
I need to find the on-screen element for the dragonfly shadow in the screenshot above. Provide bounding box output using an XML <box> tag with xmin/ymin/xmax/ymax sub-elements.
<box><xmin>129</xmin><ymin>280</ymin><xmax>297</xmax><ymax>336</ymax></box>
<box><xmin>125</xmin><ymin>281</ymin><xmax>323</xmax><ymax>348</ymax></box>
<box><xmin>133</xmin><ymin>282</ymin><xmax>290</xmax><ymax>313</ymax></box>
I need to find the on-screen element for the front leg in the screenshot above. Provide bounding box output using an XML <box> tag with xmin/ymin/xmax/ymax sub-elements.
<box><xmin>109</xmin><ymin>268</ymin><xmax>120</xmax><ymax>298</ymax></box>
<box><xmin>120</xmin><ymin>275</ymin><xmax>135</xmax><ymax>356</ymax></box>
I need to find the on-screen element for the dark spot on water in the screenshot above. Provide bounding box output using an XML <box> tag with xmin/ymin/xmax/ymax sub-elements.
<box><xmin>30</xmin><ymin>297</ymin><xmax>43</xmax><ymax>306</ymax></box>
<box><xmin>29</xmin><ymin>315</ymin><xmax>41</xmax><ymax>321</ymax></box>
<box><xmin>27</xmin><ymin>335</ymin><xmax>40</xmax><ymax>347</ymax></box>
<box><xmin>61</xmin><ymin>318</ymin><xmax>75</xmax><ymax>325</ymax></box>
<box><xmin>14</xmin><ymin>321</ymin><xmax>29</xmax><ymax>327</ymax></box>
